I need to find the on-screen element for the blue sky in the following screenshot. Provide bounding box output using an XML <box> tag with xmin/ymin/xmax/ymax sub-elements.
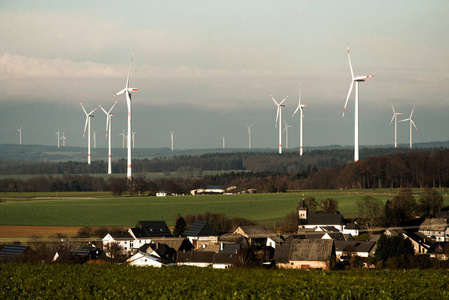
<box><xmin>1</xmin><ymin>1</ymin><xmax>448</xmax><ymax>150</ymax></box>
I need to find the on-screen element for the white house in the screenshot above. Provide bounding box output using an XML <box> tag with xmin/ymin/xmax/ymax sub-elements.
<box><xmin>419</xmin><ymin>218</ymin><xmax>449</xmax><ymax>242</ymax></box>
<box><xmin>127</xmin><ymin>252</ymin><xmax>175</xmax><ymax>267</ymax></box>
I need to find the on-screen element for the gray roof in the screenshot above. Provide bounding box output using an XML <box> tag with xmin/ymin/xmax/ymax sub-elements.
<box><xmin>419</xmin><ymin>218</ymin><xmax>448</xmax><ymax>232</ymax></box>
<box><xmin>135</xmin><ymin>221</ymin><xmax>173</xmax><ymax>237</ymax></box>
<box><xmin>344</xmin><ymin>223</ymin><xmax>360</xmax><ymax>230</ymax></box>
<box><xmin>219</xmin><ymin>243</ymin><xmax>241</xmax><ymax>254</ymax></box>
<box><xmin>325</xmin><ymin>233</ymin><xmax>346</xmax><ymax>241</ymax></box>
<box><xmin>176</xmin><ymin>251</ymin><xmax>237</xmax><ymax>265</ymax></box>
<box><xmin>0</xmin><ymin>245</ymin><xmax>31</xmax><ymax>262</ymax></box>
<box><xmin>274</xmin><ymin>239</ymin><xmax>334</xmax><ymax>263</ymax></box>
<box><xmin>334</xmin><ymin>241</ymin><xmax>376</xmax><ymax>253</ymax></box>
<box><xmin>186</xmin><ymin>221</ymin><xmax>218</xmax><ymax>237</ymax></box>
<box><xmin>306</xmin><ymin>213</ymin><xmax>346</xmax><ymax>226</ymax></box>
<box><xmin>107</xmin><ymin>231</ymin><xmax>134</xmax><ymax>240</ymax></box>
<box><xmin>235</xmin><ymin>226</ymin><xmax>283</xmax><ymax>243</ymax></box>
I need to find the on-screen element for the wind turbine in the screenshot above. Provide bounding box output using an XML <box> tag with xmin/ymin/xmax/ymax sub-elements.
<box><xmin>389</xmin><ymin>103</ymin><xmax>403</xmax><ymax>148</ymax></box>
<box><xmin>342</xmin><ymin>43</ymin><xmax>373</xmax><ymax>162</ymax></box>
<box><xmin>221</xmin><ymin>134</ymin><xmax>225</xmax><ymax>149</ymax></box>
<box><xmin>292</xmin><ymin>84</ymin><xmax>307</xmax><ymax>156</ymax></box>
<box><xmin>246</xmin><ymin>123</ymin><xmax>254</xmax><ymax>149</ymax></box>
<box><xmin>132</xmin><ymin>131</ymin><xmax>137</xmax><ymax>148</ymax></box>
<box><xmin>55</xmin><ymin>128</ymin><xmax>60</xmax><ymax>148</ymax></box>
<box><xmin>283</xmin><ymin>120</ymin><xmax>293</xmax><ymax>149</ymax></box>
<box><xmin>92</xmin><ymin>130</ymin><xmax>97</xmax><ymax>149</ymax></box>
<box><xmin>270</xmin><ymin>94</ymin><xmax>288</xmax><ymax>154</ymax></box>
<box><xmin>114</xmin><ymin>50</ymin><xmax>138</xmax><ymax>180</ymax></box>
<box><xmin>99</xmin><ymin>99</ymin><xmax>118</xmax><ymax>175</ymax></box>
<box><xmin>399</xmin><ymin>105</ymin><xmax>417</xmax><ymax>149</ymax></box>
<box><xmin>17</xmin><ymin>125</ymin><xmax>23</xmax><ymax>145</ymax></box>
<box><xmin>119</xmin><ymin>129</ymin><xmax>126</xmax><ymax>148</ymax></box>
<box><xmin>170</xmin><ymin>130</ymin><xmax>175</xmax><ymax>151</ymax></box>
<box><xmin>60</xmin><ymin>130</ymin><xmax>67</xmax><ymax>147</ymax></box>
<box><xmin>80</xmin><ymin>102</ymin><xmax>97</xmax><ymax>165</ymax></box>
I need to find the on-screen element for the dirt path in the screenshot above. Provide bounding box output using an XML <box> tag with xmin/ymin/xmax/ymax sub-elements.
<box><xmin>0</xmin><ymin>225</ymin><xmax>83</xmax><ymax>238</ymax></box>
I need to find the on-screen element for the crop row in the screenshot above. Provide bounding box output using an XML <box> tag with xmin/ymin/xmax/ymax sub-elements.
<box><xmin>1</xmin><ymin>263</ymin><xmax>449</xmax><ymax>299</ymax></box>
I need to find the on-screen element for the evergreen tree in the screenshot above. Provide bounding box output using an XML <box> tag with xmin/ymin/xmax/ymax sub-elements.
<box><xmin>173</xmin><ymin>216</ymin><xmax>187</xmax><ymax>237</ymax></box>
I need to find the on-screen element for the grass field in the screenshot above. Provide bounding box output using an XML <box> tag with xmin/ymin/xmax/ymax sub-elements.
<box><xmin>1</xmin><ymin>189</ymin><xmax>448</xmax><ymax>229</ymax></box>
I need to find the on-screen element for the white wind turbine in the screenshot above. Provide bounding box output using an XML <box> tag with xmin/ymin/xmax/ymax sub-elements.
<box><xmin>114</xmin><ymin>50</ymin><xmax>138</xmax><ymax>180</ymax></box>
<box><xmin>399</xmin><ymin>105</ymin><xmax>417</xmax><ymax>149</ymax></box>
<box><xmin>270</xmin><ymin>94</ymin><xmax>288</xmax><ymax>154</ymax></box>
<box><xmin>132</xmin><ymin>131</ymin><xmax>137</xmax><ymax>149</ymax></box>
<box><xmin>389</xmin><ymin>103</ymin><xmax>403</xmax><ymax>148</ymax></box>
<box><xmin>342</xmin><ymin>43</ymin><xmax>373</xmax><ymax>162</ymax></box>
<box><xmin>55</xmin><ymin>128</ymin><xmax>60</xmax><ymax>148</ymax></box>
<box><xmin>292</xmin><ymin>84</ymin><xmax>307</xmax><ymax>156</ymax></box>
<box><xmin>246</xmin><ymin>123</ymin><xmax>254</xmax><ymax>149</ymax></box>
<box><xmin>92</xmin><ymin>130</ymin><xmax>97</xmax><ymax>149</ymax></box>
<box><xmin>170</xmin><ymin>130</ymin><xmax>175</xmax><ymax>151</ymax></box>
<box><xmin>221</xmin><ymin>134</ymin><xmax>225</xmax><ymax>149</ymax></box>
<box><xmin>80</xmin><ymin>102</ymin><xmax>97</xmax><ymax>165</ymax></box>
<box><xmin>99</xmin><ymin>99</ymin><xmax>118</xmax><ymax>175</ymax></box>
<box><xmin>17</xmin><ymin>125</ymin><xmax>23</xmax><ymax>145</ymax></box>
<box><xmin>283</xmin><ymin>120</ymin><xmax>293</xmax><ymax>149</ymax></box>
<box><xmin>60</xmin><ymin>130</ymin><xmax>67</xmax><ymax>147</ymax></box>
<box><xmin>118</xmin><ymin>129</ymin><xmax>126</xmax><ymax>149</ymax></box>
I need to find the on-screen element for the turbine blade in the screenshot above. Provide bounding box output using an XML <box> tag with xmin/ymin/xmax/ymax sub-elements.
<box><xmin>80</xmin><ymin>102</ymin><xmax>88</xmax><ymax>116</ymax></box>
<box><xmin>109</xmin><ymin>99</ymin><xmax>119</xmax><ymax>113</ymax></box>
<box><xmin>410</xmin><ymin>105</ymin><xmax>415</xmax><ymax>118</ymax></box>
<box><xmin>342</xmin><ymin>81</ymin><xmax>354</xmax><ymax>119</ymax></box>
<box><xmin>99</xmin><ymin>105</ymin><xmax>108</xmax><ymax>115</ymax></box>
<box><xmin>411</xmin><ymin>119</ymin><xmax>417</xmax><ymax>130</ymax></box>
<box><xmin>113</xmin><ymin>89</ymin><xmax>126</xmax><ymax>97</ymax></box>
<box><xmin>398</xmin><ymin>118</ymin><xmax>410</xmax><ymax>123</ymax></box>
<box><xmin>270</xmin><ymin>94</ymin><xmax>279</xmax><ymax>105</ymax></box>
<box><xmin>275</xmin><ymin>106</ymin><xmax>280</xmax><ymax>128</ymax></box>
<box><xmin>279</xmin><ymin>95</ymin><xmax>288</xmax><ymax>106</ymax></box>
<box><xmin>391</xmin><ymin>103</ymin><xmax>396</xmax><ymax>114</ymax></box>
<box><xmin>88</xmin><ymin>107</ymin><xmax>98</xmax><ymax>116</ymax></box>
<box><xmin>347</xmin><ymin>43</ymin><xmax>355</xmax><ymax>79</ymax></box>
<box><xmin>83</xmin><ymin>117</ymin><xmax>88</xmax><ymax>139</ymax></box>
<box><xmin>125</xmin><ymin>50</ymin><xmax>135</xmax><ymax>89</ymax></box>
<box><xmin>389</xmin><ymin>115</ymin><xmax>395</xmax><ymax>126</ymax></box>
<box><xmin>105</xmin><ymin>116</ymin><xmax>110</xmax><ymax>137</ymax></box>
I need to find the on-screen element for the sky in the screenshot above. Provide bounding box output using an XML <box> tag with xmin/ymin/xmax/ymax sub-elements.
<box><xmin>1</xmin><ymin>1</ymin><xmax>448</xmax><ymax>150</ymax></box>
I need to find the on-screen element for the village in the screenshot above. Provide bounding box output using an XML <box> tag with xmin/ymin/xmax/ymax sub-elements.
<box><xmin>2</xmin><ymin>200</ymin><xmax>448</xmax><ymax>270</ymax></box>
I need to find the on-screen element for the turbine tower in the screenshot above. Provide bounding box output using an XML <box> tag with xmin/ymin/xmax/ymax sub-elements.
<box><xmin>99</xmin><ymin>99</ymin><xmax>118</xmax><ymax>175</ymax></box>
<box><xmin>92</xmin><ymin>130</ymin><xmax>97</xmax><ymax>149</ymax></box>
<box><xmin>399</xmin><ymin>105</ymin><xmax>417</xmax><ymax>149</ymax></box>
<box><xmin>17</xmin><ymin>125</ymin><xmax>23</xmax><ymax>145</ymax></box>
<box><xmin>283</xmin><ymin>120</ymin><xmax>293</xmax><ymax>149</ymax></box>
<box><xmin>119</xmin><ymin>129</ymin><xmax>126</xmax><ymax>148</ymax></box>
<box><xmin>80</xmin><ymin>102</ymin><xmax>97</xmax><ymax>165</ymax></box>
<box><xmin>246</xmin><ymin>123</ymin><xmax>254</xmax><ymax>149</ymax></box>
<box><xmin>221</xmin><ymin>134</ymin><xmax>225</xmax><ymax>149</ymax></box>
<box><xmin>389</xmin><ymin>103</ymin><xmax>403</xmax><ymax>148</ymax></box>
<box><xmin>61</xmin><ymin>130</ymin><xmax>67</xmax><ymax>147</ymax></box>
<box><xmin>114</xmin><ymin>50</ymin><xmax>138</xmax><ymax>180</ymax></box>
<box><xmin>132</xmin><ymin>131</ymin><xmax>137</xmax><ymax>148</ymax></box>
<box><xmin>342</xmin><ymin>43</ymin><xmax>373</xmax><ymax>162</ymax></box>
<box><xmin>292</xmin><ymin>84</ymin><xmax>307</xmax><ymax>156</ymax></box>
<box><xmin>170</xmin><ymin>130</ymin><xmax>175</xmax><ymax>151</ymax></box>
<box><xmin>55</xmin><ymin>128</ymin><xmax>60</xmax><ymax>148</ymax></box>
<box><xmin>270</xmin><ymin>94</ymin><xmax>288</xmax><ymax>154</ymax></box>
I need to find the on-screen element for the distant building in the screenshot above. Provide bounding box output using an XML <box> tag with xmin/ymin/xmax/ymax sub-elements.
<box><xmin>419</xmin><ymin>218</ymin><xmax>449</xmax><ymax>242</ymax></box>
<box><xmin>185</xmin><ymin>221</ymin><xmax>219</xmax><ymax>249</ymax></box>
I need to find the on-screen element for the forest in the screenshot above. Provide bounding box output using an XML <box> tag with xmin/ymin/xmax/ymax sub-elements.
<box><xmin>1</xmin><ymin>149</ymin><xmax>449</xmax><ymax>193</ymax></box>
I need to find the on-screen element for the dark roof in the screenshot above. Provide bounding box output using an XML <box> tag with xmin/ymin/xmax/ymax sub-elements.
<box><xmin>135</xmin><ymin>221</ymin><xmax>173</xmax><ymax>237</ymax></box>
<box><xmin>319</xmin><ymin>226</ymin><xmax>340</xmax><ymax>232</ymax></box>
<box><xmin>235</xmin><ymin>226</ymin><xmax>283</xmax><ymax>243</ymax></box>
<box><xmin>219</xmin><ymin>243</ymin><xmax>241</xmax><ymax>254</ymax></box>
<box><xmin>334</xmin><ymin>241</ymin><xmax>376</xmax><ymax>253</ymax></box>
<box><xmin>107</xmin><ymin>231</ymin><xmax>134</xmax><ymax>240</ymax></box>
<box><xmin>0</xmin><ymin>245</ymin><xmax>31</xmax><ymax>262</ymax></box>
<box><xmin>150</xmin><ymin>237</ymin><xmax>194</xmax><ymax>252</ymax></box>
<box><xmin>325</xmin><ymin>233</ymin><xmax>346</xmax><ymax>241</ymax></box>
<box><xmin>185</xmin><ymin>221</ymin><xmax>218</xmax><ymax>237</ymax></box>
<box><xmin>307</xmin><ymin>213</ymin><xmax>346</xmax><ymax>226</ymax></box>
<box><xmin>274</xmin><ymin>239</ymin><xmax>334</xmax><ymax>263</ymax></box>
<box><xmin>176</xmin><ymin>251</ymin><xmax>237</xmax><ymax>265</ymax></box>
<box><xmin>419</xmin><ymin>218</ymin><xmax>448</xmax><ymax>232</ymax></box>
<box><xmin>344</xmin><ymin>223</ymin><xmax>360</xmax><ymax>230</ymax></box>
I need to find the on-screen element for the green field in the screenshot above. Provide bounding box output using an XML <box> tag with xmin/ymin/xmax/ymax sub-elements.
<box><xmin>1</xmin><ymin>264</ymin><xmax>448</xmax><ymax>299</ymax></box>
<box><xmin>1</xmin><ymin>189</ymin><xmax>448</xmax><ymax>227</ymax></box>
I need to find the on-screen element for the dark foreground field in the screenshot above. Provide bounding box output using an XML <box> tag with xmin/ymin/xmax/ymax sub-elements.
<box><xmin>1</xmin><ymin>264</ymin><xmax>448</xmax><ymax>299</ymax></box>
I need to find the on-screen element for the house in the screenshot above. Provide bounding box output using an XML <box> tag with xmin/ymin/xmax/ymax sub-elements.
<box><xmin>334</xmin><ymin>241</ymin><xmax>376</xmax><ymax>260</ymax></box>
<box><xmin>234</xmin><ymin>226</ymin><xmax>283</xmax><ymax>248</ymax></box>
<box><xmin>427</xmin><ymin>242</ymin><xmax>449</xmax><ymax>260</ymax></box>
<box><xmin>385</xmin><ymin>228</ymin><xmax>433</xmax><ymax>254</ymax></box>
<box><xmin>176</xmin><ymin>251</ymin><xmax>238</xmax><ymax>269</ymax></box>
<box><xmin>127</xmin><ymin>252</ymin><xmax>175</xmax><ymax>267</ymax></box>
<box><xmin>190</xmin><ymin>185</ymin><xmax>226</xmax><ymax>195</ymax></box>
<box><xmin>0</xmin><ymin>245</ymin><xmax>33</xmax><ymax>263</ymax></box>
<box><xmin>300</xmin><ymin>213</ymin><xmax>346</xmax><ymax>232</ymax></box>
<box><xmin>342</xmin><ymin>223</ymin><xmax>360</xmax><ymax>236</ymax></box>
<box><xmin>132</xmin><ymin>221</ymin><xmax>173</xmax><ymax>238</ymax></box>
<box><xmin>102</xmin><ymin>231</ymin><xmax>135</xmax><ymax>255</ymax></box>
<box><xmin>156</xmin><ymin>191</ymin><xmax>167</xmax><ymax>197</ymax></box>
<box><xmin>185</xmin><ymin>221</ymin><xmax>219</xmax><ymax>248</ymax></box>
<box><xmin>419</xmin><ymin>218</ymin><xmax>449</xmax><ymax>242</ymax></box>
<box><xmin>274</xmin><ymin>239</ymin><xmax>335</xmax><ymax>270</ymax></box>
<box><xmin>53</xmin><ymin>245</ymin><xmax>101</xmax><ymax>263</ymax></box>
